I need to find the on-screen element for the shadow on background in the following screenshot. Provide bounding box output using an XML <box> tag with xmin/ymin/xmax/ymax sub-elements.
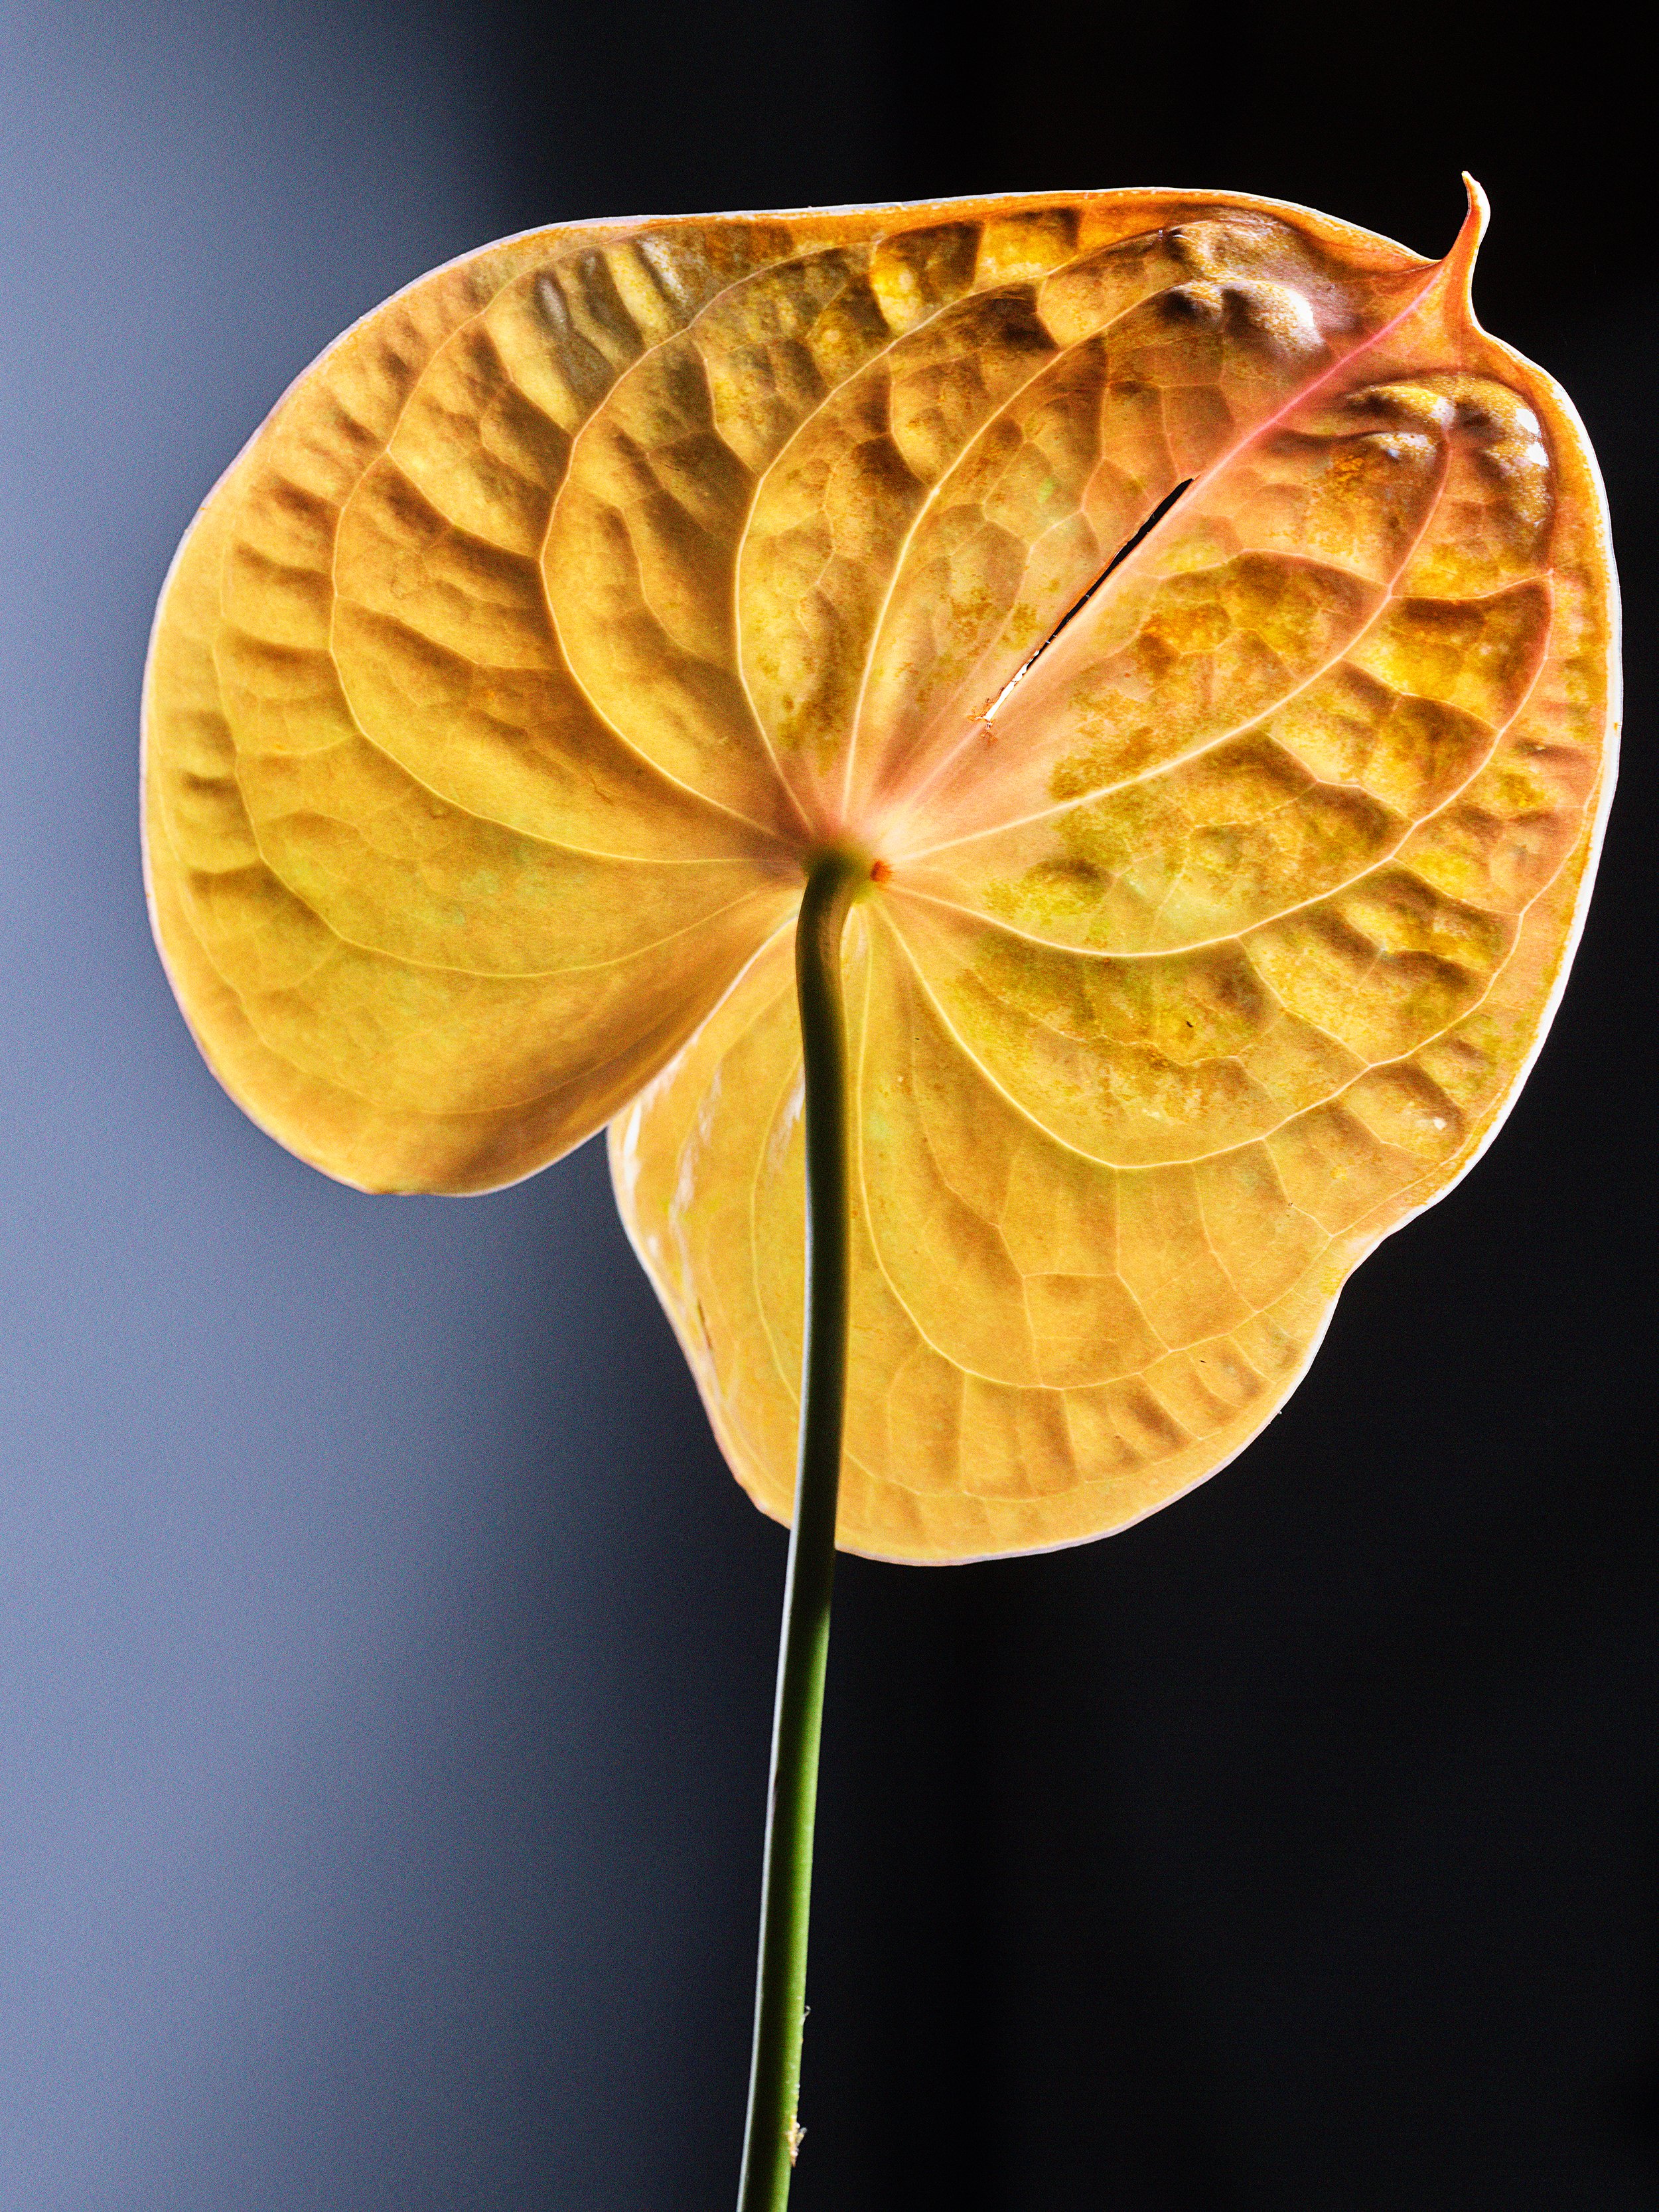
<box><xmin>1</xmin><ymin>3</ymin><xmax>1651</xmax><ymax>2208</ymax></box>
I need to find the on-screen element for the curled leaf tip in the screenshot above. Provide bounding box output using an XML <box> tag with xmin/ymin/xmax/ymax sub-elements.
<box><xmin>1441</xmin><ymin>173</ymin><xmax>1490</xmax><ymax>314</ymax></box>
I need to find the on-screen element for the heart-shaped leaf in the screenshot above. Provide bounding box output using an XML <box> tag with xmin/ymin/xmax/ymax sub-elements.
<box><xmin>145</xmin><ymin>185</ymin><xmax>1617</xmax><ymax>1562</ymax></box>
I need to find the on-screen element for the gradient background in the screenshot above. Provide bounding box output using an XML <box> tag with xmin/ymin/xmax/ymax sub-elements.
<box><xmin>1</xmin><ymin>5</ymin><xmax>1652</xmax><ymax>2206</ymax></box>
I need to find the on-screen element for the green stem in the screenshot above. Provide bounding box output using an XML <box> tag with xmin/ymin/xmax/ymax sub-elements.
<box><xmin>736</xmin><ymin>847</ymin><xmax>865</xmax><ymax>2212</ymax></box>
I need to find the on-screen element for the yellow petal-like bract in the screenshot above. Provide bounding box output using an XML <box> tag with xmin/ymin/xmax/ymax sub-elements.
<box><xmin>144</xmin><ymin>186</ymin><xmax>1618</xmax><ymax>1561</ymax></box>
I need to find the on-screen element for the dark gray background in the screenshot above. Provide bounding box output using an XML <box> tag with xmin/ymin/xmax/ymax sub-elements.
<box><xmin>2</xmin><ymin>4</ymin><xmax>1652</xmax><ymax>2207</ymax></box>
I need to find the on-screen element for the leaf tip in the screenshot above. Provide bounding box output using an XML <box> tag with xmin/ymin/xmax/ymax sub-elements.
<box><xmin>1443</xmin><ymin>174</ymin><xmax>1490</xmax><ymax>316</ymax></box>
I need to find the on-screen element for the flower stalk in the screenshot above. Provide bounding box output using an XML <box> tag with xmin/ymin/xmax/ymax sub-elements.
<box><xmin>735</xmin><ymin>848</ymin><xmax>865</xmax><ymax>2212</ymax></box>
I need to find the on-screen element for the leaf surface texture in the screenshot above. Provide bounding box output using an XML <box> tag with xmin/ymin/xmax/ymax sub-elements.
<box><xmin>145</xmin><ymin>187</ymin><xmax>1617</xmax><ymax>1558</ymax></box>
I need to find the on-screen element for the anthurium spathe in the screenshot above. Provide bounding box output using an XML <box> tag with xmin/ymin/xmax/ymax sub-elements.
<box><xmin>143</xmin><ymin>183</ymin><xmax>1619</xmax><ymax>2209</ymax></box>
<box><xmin>145</xmin><ymin>183</ymin><xmax>1617</xmax><ymax>1564</ymax></box>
